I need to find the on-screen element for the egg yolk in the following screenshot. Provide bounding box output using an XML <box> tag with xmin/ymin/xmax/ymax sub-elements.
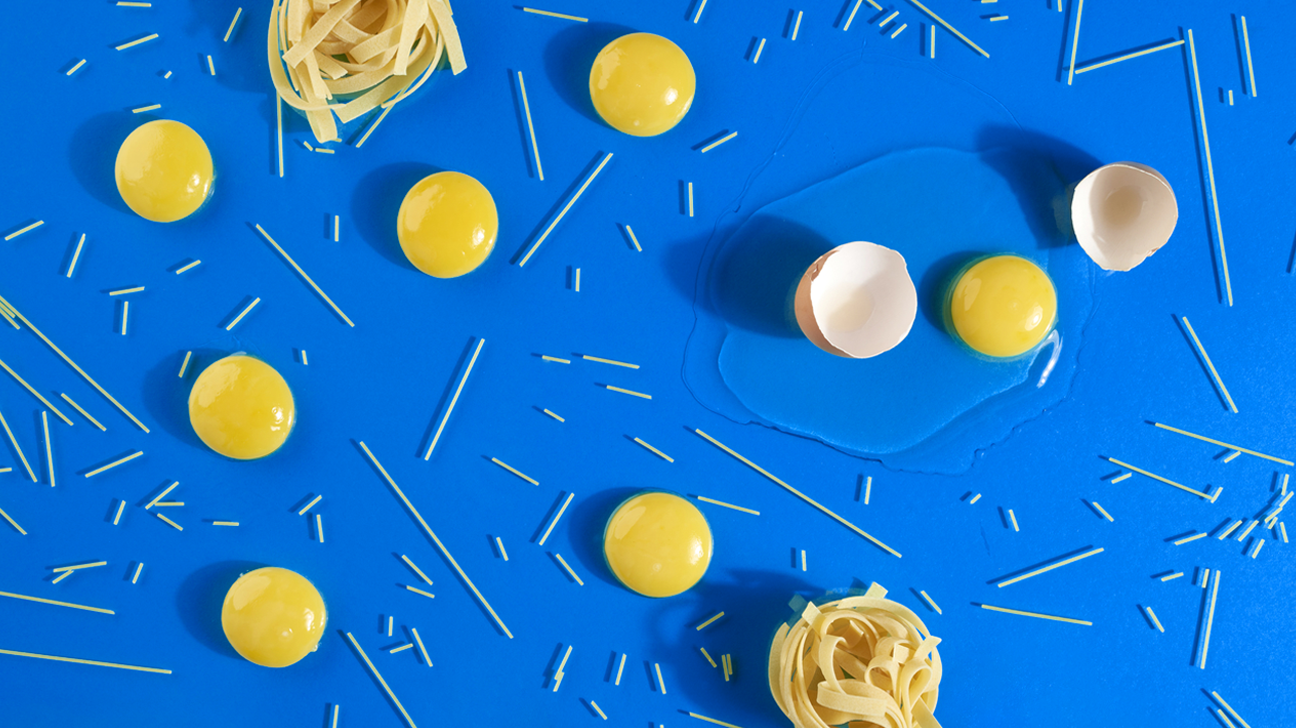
<box><xmin>603</xmin><ymin>492</ymin><xmax>712</xmax><ymax>598</ymax></box>
<box><xmin>396</xmin><ymin>171</ymin><xmax>498</xmax><ymax>278</ymax></box>
<box><xmin>589</xmin><ymin>33</ymin><xmax>696</xmax><ymax>137</ymax></box>
<box><xmin>949</xmin><ymin>255</ymin><xmax>1057</xmax><ymax>358</ymax></box>
<box><xmin>114</xmin><ymin>119</ymin><xmax>214</xmax><ymax>222</ymax></box>
<box><xmin>221</xmin><ymin>567</ymin><xmax>326</xmax><ymax>668</ymax></box>
<box><xmin>188</xmin><ymin>355</ymin><xmax>295</xmax><ymax>460</ymax></box>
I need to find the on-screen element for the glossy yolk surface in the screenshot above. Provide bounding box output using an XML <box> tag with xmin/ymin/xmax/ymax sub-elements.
<box><xmin>949</xmin><ymin>255</ymin><xmax>1057</xmax><ymax>358</ymax></box>
<box><xmin>603</xmin><ymin>492</ymin><xmax>712</xmax><ymax>598</ymax></box>
<box><xmin>397</xmin><ymin>171</ymin><xmax>498</xmax><ymax>278</ymax></box>
<box><xmin>189</xmin><ymin>355</ymin><xmax>295</xmax><ymax>460</ymax></box>
<box><xmin>221</xmin><ymin>567</ymin><xmax>326</xmax><ymax>668</ymax></box>
<box><xmin>589</xmin><ymin>33</ymin><xmax>695</xmax><ymax>137</ymax></box>
<box><xmin>114</xmin><ymin>119</ymin><xmax>213</xmax><ymax>222</ymax></box>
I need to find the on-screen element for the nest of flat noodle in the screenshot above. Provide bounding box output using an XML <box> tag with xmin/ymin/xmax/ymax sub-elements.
<box><xmin>769</xmin><ymin>585</ymin><xmax>944</xmax><ymax>728</ymax></box>
<box><xmin>268</xmin><ymin>0</ymin><xmax>465</xmax><ymax>143</ymax></box>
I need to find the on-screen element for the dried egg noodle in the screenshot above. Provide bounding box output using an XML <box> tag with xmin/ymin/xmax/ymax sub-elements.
<box><xmin>768</xmin><ymin>584</ymin><xmax>943</xmax><ymax>728</ymax></box>
<box><xmin>268</xmin><ymin>0</ymin><xmax>465</xmax><ymax>143</ymax></box>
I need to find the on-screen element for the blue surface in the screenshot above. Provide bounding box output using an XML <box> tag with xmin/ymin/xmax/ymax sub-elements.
<box><xmin>2</xmin><ymin>2</ymin><xmax>1294</xmax><ymax>727</ymax></box>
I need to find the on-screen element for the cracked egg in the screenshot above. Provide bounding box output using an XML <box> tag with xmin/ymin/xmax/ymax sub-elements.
<box><xmin>793</xmin><ymin>241</ymin><xmax>918</xmax><ymax>359</ymax></box>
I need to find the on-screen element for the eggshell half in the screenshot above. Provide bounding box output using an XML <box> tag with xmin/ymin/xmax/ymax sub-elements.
<box><xmin>793</xmin><ymin>241</ymin><xmax>918</xmax><ymax>359</ymax></box>
<box><xmin>1071</xmin><ymin>161</ymin><xmax>1177</xmax><ymax>271</ymax></box>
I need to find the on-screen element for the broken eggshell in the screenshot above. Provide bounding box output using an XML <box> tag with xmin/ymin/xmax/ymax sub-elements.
<box><xmin>793</xmin><ymin>241</ymin><xmax>918</xmax><ymax>358</ymax></box>
<box><xmin>1071</xmin><ymin>161</ymin><xmax>1177</xmax><ymax>271</ymax></box>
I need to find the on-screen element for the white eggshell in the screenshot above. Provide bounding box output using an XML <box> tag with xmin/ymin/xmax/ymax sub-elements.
<box><xmin>1071</xmin><ymin>161</ymin><xmax>1178</xmax><ymax>271</ymax></box>
<box><xmin>793</xmin><ymin>241</ymin><xmax>917</xmax><ymax>359</ymax></box>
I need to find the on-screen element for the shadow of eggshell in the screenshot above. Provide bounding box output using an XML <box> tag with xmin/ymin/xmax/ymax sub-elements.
<box><xmin>793</xmin><ymin>242</ymin><xmax>917</xmax><ymax>359</ymax></box>
<box><xmin>1072</xmin><ymin>162</ymin><xmax>1177</xmax><ymax>271</ymax></box>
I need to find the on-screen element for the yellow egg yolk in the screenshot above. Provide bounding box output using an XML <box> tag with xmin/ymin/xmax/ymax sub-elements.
<box><xmin>589</xmin><ymin>33</ymin><xmax>696</xmax><ymax>137</ymax></box>
<box><xmin>396</xmin><ymin>171</ymin><xmax>498</xmax><ymax>278</ymax></box>
<box><xmin>114</xmin><ymin>119</ymin><xmax>214</xmax><ymax>222</ymax></box>
<box><xmin>221</xmin><ymin>567</ymin><xmax>326</xmax><ymax>668</ymax></box>
<box><xmin>949</xmin><ymin>255</ymin><xmax>1057</xmax><ymax>358</ymax></box>
<box><xmin>603</xmin><ymin>492</ymin><xmax>712</xmax><ymax>598</ymax></box>
<box><xmin>189</xmin><ymin>355</ymin><xmax>295</xmax><ymax>460</ymax></box>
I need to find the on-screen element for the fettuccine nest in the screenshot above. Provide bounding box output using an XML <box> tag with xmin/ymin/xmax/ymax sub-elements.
<box><xmin>268</xmin><ymin>0</ymin><xmax>465</xmax><ymax>143</ymax></box>
<box><xmin>769</xmin><ymin>584</ymin><xmax>944</xmax><ymax>728</ymax></box>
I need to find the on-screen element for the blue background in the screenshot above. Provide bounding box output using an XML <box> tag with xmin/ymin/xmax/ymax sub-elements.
<box><xmin>1</xmin><ymin>1</ymin><xmax>1293</xmax><ymax>727</ymax></box>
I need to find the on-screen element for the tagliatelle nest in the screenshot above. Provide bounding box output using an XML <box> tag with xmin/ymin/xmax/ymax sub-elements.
<box><xmin>769</xmin><ymin>584</ymin><xmax>944</xmax><ymax>728</ymax></box>
<box><xmin>268</xmin><ymin>0</ymin><xmax>466</xmax><ymax>143</ymax></box>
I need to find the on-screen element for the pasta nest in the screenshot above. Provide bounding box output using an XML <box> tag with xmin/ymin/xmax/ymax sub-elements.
<box><xmin>268</xmin><ymin>0</ymin><xmax>466</xmax><ymax>143</ymax></box>
<box><xmin>768</xmin><ymin>585</ymin><xmax>943</xmax><ymax>728</ymax></box>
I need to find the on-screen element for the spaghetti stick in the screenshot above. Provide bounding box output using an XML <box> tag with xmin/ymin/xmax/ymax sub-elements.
<box><xmin>389</xmin><ymin>643</ymin><xmax>412</xmax><ymax>653</ymax></box>
<box><xmin>605</xmin><ymin>385</ymin><xmax>651</xmax><ymax>399</ymax></box>
<box><xmin>553</xmin><ymin>553</ymin><xmax>583</xmax><ymax>585</ymax></box>
<box><xmin>978</xmin><ymin>603</ymin><xmax>1092</xmax><ymax>626</ymax></box>
<box><xmin>403</xmin><ymin>585</ymin><xmax>435</xmax><ymax>599</ymax></box>
<box><xmin>516</xmin><ymin>71</ymin><xmax>544</xmax><ymax>181</ymax></box>
<box><xmin>0</xmin><ymin>294</ymin><xmax>149</xmax><ymax>431</ymax></box>
<box><xmin>634</xmin><ymin>438</ymin><xmax>673</xmax><ymax>462</ymax></box>
<box><xmin>42</xmin><ymin>412</ymin><xmax>54</xmax><ymax>487</ymax></box>
<box><xmin>0</xmin><ymin>408</ymin><xmax>36</xmax><ymax>482</ymax></box>
<box><xmin>60</xmin><ymin>394</ymin><xmax>106</xmax><ymax>431</ymax></box>
<box><xmin>541</xmin><ymin>355</ymin><xmax>570</xmax><ymax>363</ymax></box>
<box><xmin>791</xmin><ymin>11</ymin><xmax>803</xmax><ymax>40</ymax></box>
<box><xmin>491</xmin><ymin>457</ymin><xmax>538</xmax><ymax>485</ymax></box>
<box><xmin>52</xmin><ymin>561</ymin><xmax>108</xmax><ymax>572</ymax></box>
<box><xmin>920</xmin><ymin>590</ymin><xmax>942</xmax><ymax>614</ymax></box>
<box><xmin>753</xmin><ymin>38</ymin><xmax>766</xmax><ymax>63</ymax></box>
<box><xmin>155</xmin><ymin>513</ymin><xmax>183</xmax><ymax>530</ymax></box>
<box><xmin>695</xmin><ymin>429</ymin><xmax>900</xmax><ymax>557</ymax></box>
<box><xmin>0</xmin><ymin>647</ymin><xmax>169</xmax><ymax>674</ymax></box>
<box><xmin>1092</xmin><ymin>501</ymin><xmax>1114</xmax><ymax>522</ymax></box>
<box><xmin>410</xmin><ymin>627</ymin><xmax>431</xmax><ymax>666</ymax></box>
<box><xmin>581</xmin><ymin>355</ymin><xmax>639</xmax><ymax>368</ymax></box>
<box><xmin>145</xmin><ymin>481</ymin><xmax>178</xmax><ymax>509</ymax></box>
<box><xmin>1174</xmin><ymin>533</ymin><xmax>1207</xmax><ymax>545</ymax></box>
<box><xmin>1066</xmin><ymin>0</ymin><xmax>1083</xmax><ymax>84</ymax></box>
<box><xmin>223</xmin><ymin>7</ymin><xmax>243</xmax><ymax>42</ymax></box>
<box><xmin>0</xmin><ymin>590</ymin><xmax>113</xmax><ymax>614</ymax></box>
<box><xmin>423</xmin><ymin>339</ymin><xmax>484</xmax><ymax>460</ymax></box>
<box><xmin>655</xmin><ymin>662</ymin><xmax>667</xmax><ymax>694</ymax></box>
<box><xmin>624</xmin><ymin>225</ymin><xmax>642</xmax><ymax>252</ymax></box>
<box><xmin>1145</xmin><ymin>606</ymin><xmax>1164</xmax><ymax>632</ymax></box>
<box><xmin>688</xmin><ymin>712</ymin><xmax>746</xmax><ymax>728</ymax></box>
<box><xmin>542</xmin><ymin>409</ymin><xmax>564</xmax><ymax>422</ymax></box>
<box><xmin>1151</xmin><ymin>422</ymin><xmax>1291</xmax><ymax>464</ymax></box>
<box><xmin>692</xmin><ymin>0</ymin><xmax>708</xmax><ymax>23</ymax></box>
<box><xmin>996</xmin><ymin>547</ymin><xmax>1105</xmax><ymax>587</ymax></box>
<box><xmin>518</xmin><ymin>152</ymin><xmax>613</xmax><ymax>267</ymax></box>
<box><xmin>1160</xmin><ymin>572</ymin><xmax>1183</xmax><ymax>582</ymax></box>
<box><xmin>1211</xmin><ymin>691</ymin><xmax>1254</xmax><ymax>728</ymax></box>
<box><xmin>864</xmin><ymin>476</ymin><xmax>872</xmax><ymax>505</ymax></box>
<box><xmin>1103</xmin><ymin>457</ymin><xmax>1213</xmax><ymax>499</ymax></box>
<box><xmin>1186</xmin><ymin>30</ymin><xmax>1232</xmax><ymax>306</ymax></box>
<box><xmin>84</xmin><ymin>450</ymin><xmax>143</xmax><ymax>478</ymax></box>
<box><xmin>1199</xmin><ymin>569</ymin><xmax>1220</xmax><ymax>668</ymax></box>
<box><xmin>1240</xmin><ymin>17</ymin><xmax>1256</xmax><ymax>97</ymax></box>
<box><xmin>66</xmin><ymin>59</ymin><xmax>86</xmax><ymax>76</ymax></box>
<box><xmin>254</xmin><ymin>225</ymin><xmax>354</xmax><ymax>326</ymax></box>
<box><xmin>589</xmin><ymin>701</ymin><xmax>607</xmax><ymax>720</ymax></box>
<box><xmin>521</xmin><ymin>7</ymin><xmax>588</xmax><ymax>22</ymax></box>
<box><xmin>297</xmin><ymin>494</ymin><xmax>322</xmax><ymax>515</ymax></box>
<box><xmin>66</xmin><ymin>234</ymin><xmax>86</xmax><ymax>277</ymax></box>
<box><xmin>1074</xmin><ymin>39</ymin><xmax>1183</xmax><ymax>74</ymax></box>
<box><xmin>495</xmin><ymin>536</ymin><xmax>508</xmax><ymax>561</ymax></box>
<box><xmin>0</xmin><ymin>505</ymin><xmax>26</xmax><ymax>535</ymax></box>
<box><xmin>175</xmin><ymin>260</ymin><xmax>201</xmax><ymax>274</ymax></box>
<box><xmin>696</xmin><ymin>611</ymin><xmax>725</xmax><ymax>630</ymax></box>
<box><xmin>344</xmin><ymin>633</ymin><xmax>417</xmax><ymax>727</ymax></box>
<box><xmin>359</xmin><ymin>442</ymin><xmax>512</xmax><ymax>638</ymax></box>
<box><xmin>316</xmin><ymin>513</ymin><xmax>324</xmax><ymax>542</ymax></box>
<box><xmin>113</xmin><ymin>500</ymin><xmax>125</xmax><ymax>525</ymax></box>
<box><xmin>3</xmin><ymin>221</ymin><xmax>43</xmax><ymax>241</ymax></box>
<box><xmin>905</xmin><ymin>0</ymin><xmax>989</xmax><ymax>58</ymax></box>
<box><xmin>276</xmin><ymin>96</ymin><xmax>284</xmax><ymax>177</ymax></box>
<box><xmin>615</xmin><ymin>653</ymin><xmax>626</xmax><ymax>685</ymax></box>
<box><xmin>538</xmin><ymin>492</ymin><xmax>574</xmax><ymax>546</ymax></box>
<box><xmin>699</xmin><ymin>131</ymin><xmax>738</xmax><ymax>153</ymax></box>
<box><xmin>400</xmin><ymin>555</ymin><xmax>434</xmax><ymax>586</ymax></box>
<box><xmin>688</xmin><ymin>182</ymin><xmax>694</xmax><ymax>217</ymax></box>
<box><xmin>695</xmin><ymin>495</ymin><xmax>759</xmax><ymax>515</ymax></box>
<box><xmin>843</xmin><ymin>0</ymin><xmax>863</xmax><ymax>31</ymax></box>
<box><xmin>700</xmin><ymin>646</ymin><xmax>717</xmax><ymax>667</ymax></box>
<box><xmin>115</xmin><ymin>33</ymin><xmax>159</xmax><ymax>50</ymax></box>
<box><xmin>0</xmin><ymin>358</ymin><xmax>74</xmax><ymax>425</ymax></box>
<box><xmin>1181</xmin><ymin>317</ymin><xmax>1237</xmax><ymax>412</ymax></box>
<box><xmin>224</xmin><ymin>298</ymin><xmax>260</xmax><ymax>330</ymax></box>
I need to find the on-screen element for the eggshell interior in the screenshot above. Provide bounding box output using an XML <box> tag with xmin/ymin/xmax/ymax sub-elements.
<box><xmin>793</xmin><ymin>241</ymin><xmax>917</xmax><ymax>359</ymax></box>
<box><xmin>1072</xmin><ymin>162</ymin><xmax>1177</xmax><ymax>271</ymax></box>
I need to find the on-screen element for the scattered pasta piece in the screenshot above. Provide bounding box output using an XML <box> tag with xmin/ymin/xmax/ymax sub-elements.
<box><xmin>207</xmin><ymin>55</ymin><xmax>216</xmax><ymax>75</ymax></box>
<box><xmin>699</xmin><ymin>646</ymin><xmax>717</xmax><ymax>667</ymax></box>
<box><xmin>582</xmin><ymin>354</ymin><xmax>639</xmax><ymax>369</ymax></box>
<box><xmin>979</xmin><ymin>603</ymin><xmax>1091</xmax><ymax>626</ymax></box>
<box><xmin>495</xmin><ymin>536</ymin><xmax>508</xmax><ymax>561</ymax></box>
<box><xmin>0</xmin><ymin>505</ymin><xmax>27</xmax><ymax>535</ymax></box>
<box><xmin>61</xmin><ymin>394</ymin><xmax>106</xmax><ymax>431</ymax></box>
<box><xmin>67</xmin><ymin>59</ymin><xmax>87</xmax><ymax>76</ymax></box>
<box><xmin>1145</xmin><ymin>606</ymin><xmax>1164</xmax><ymax>633</ymax></box>
<box><xmin>521</xmin><ymin>7</ymin><xmax>587</xmax><ymax>22</ymax></box>
<box><xmin>212</xmin><ymin>521</ymin><xmax>239</xmax><ymax>526</ymax></box>
<box><xmin>42</xmin><ymin>412</ymin><xmax>54</xmax><ymax>487</ymax></box>
<box><xmin>791</xmin><ymin>11</ymin><xmax>803</xmax><ymax>40</ymax></box>
<box><xmin>400</xmin><ymin>555</ymin><xmax>433</xmax><ymax>585</ymax></box>
<box><xmin>342</xmin><ymin>633</ymin><xmax>416</xmax><ymax>727</ymax></box>
<box><xmin>131</xmin><ymin>563</ymin><xmax>143</xmax><ymax>584</ymax></box>
<box><xmin>700</xmin><ymin>131</ymin><xmax>737</xmax><ymax>153</ymax></box>
<box><xmin>316</xmin><ymin>513</ymin><xmax>325</xmax><ymax>542</ymax></box>
<box><xmin>1185</xmin><ymin>33</ymin><xmax>1233</xmax><ymax>306</ymax></box>
<box><xmin>541</xmin><ymin>355</ymin><xmax>570</xmax><ymax>363</ymax></box>
<box><xmin>695</xmin><ymin>495</ymin><xmax>759</xmax><ymax>515</ymax></box>
<box><xmin>863</xmin><ymin>476</ymin><xmax>872</xmax><ymax>505</ymax></box>
<box><xmin>224</xmin><ymin>7</ymin><xmax>243</xmax><ymax>42</ymax></box>
<box><xmin>996</xmin><ymin>547</ymin><xmax>1104</xmax><ymax>587</ymax></box>
<box><xmin>112</xmin><ymin>500</ymin><xmax>125</xmax><ymax>525</ymax></box>
<box><xmin>920</xmin><ymin>590</ymin><xmax>942</xmax><ymax>614</ymax></box>
<box><xmin>605</xmin><ymin>385</ymin><xmax>651</xmax><ymax>400</ymax></box>
<box><xmin>132</xmin><ymin>104</ymin><xmax>162</xmax><ymax>114</ymax></box>
<box><xmin>155</xmin><ymin>513</ymin><xmax>183</xmax><ymax>531</ymax></box>
<box><xmin>1199</xmin><ymin>570</ymin><xmax>1221</xmax><ymax>668</ymax></box>
<box><xmin>490</xmin><ymin>457</ymin><xmax>538</xmax><ymax>485</ymax></box>
<box><xmin>1218</xmin><ymin>520</ymin><xmax>1242</xmax><ymax>539</ymax></box>
<box><xmin>1104</xmin><ymin>457</ymin><xmax>1213</xmax><ymax>499</ymax></box>
<box><xmin>553</xmin><ymin>553</ymin><xmax>583</xmax><ymax>585</ymax></box>
<box><xmin>255</xmin><ymin>224</ymin><xmax>354</xmax><ymax>326</ymax></box>
<box><xmin>404</xmin><ymin>585</ymin><xmax>434</xmax><ymax>600</ymax></box>
<box><xmin>389</xmin><ymin>643</ymin><xmax>412</xmax><ymax>653</ymax></box>
<box><xmin>1235</xmin><ymin>520</ymin><xmax>1258</xmax><ymax>542</ymax></box>
<box><xmin>538</xmin><ymin>493</ymin><xmax>574</xmax><ymax>546</ymax></box>
<box><xmin>1110</xmin><ymin>472</ymin><xmax>1132</xmax><ymax>483</ymax></box>
<box><xmin>909</xmin><ymin>0</ymin><xmax>988</xmax><ymax>57</ymax></box>
<box><xmin>0</xmin><ymin>357</ymin><xmax>75</xmax><ymax>424</ymax></box>
<box><xmin>1151</xmin><ymin>422</ymin><xmax>1292</xmax><ymax>465</ymax></box>
<box><xmin>655</xmin><ymin>662</ymin><xmax>667</xmax><ymax>694</ymax></box>
<box><xmin>1250</xmin><ymin>539</ymin><xmax>1265</xmax><ymax>559</ymax></box>
<box><xmin>145</xmin><ymin>481</ymin><xmax>179</xmax><ymax>509</ymax></box>
<box><xmin>224</xmin><ymin>297</ymin><xmax>261</xmax><ymax>330</ymax></box>
<box><xmin>634</xmin><ymin>437</ymin><xmax>673</xmax><ymax>462</ymax></box>
<box><xmin>3</xmin><ymin>221</ymin><xmax>43</xmax><ymax>241</ymax></box>
<box><xmin>624</xmin><ymin>224</ymin><xmax>642</xmax><ymax>252</ymax></box>
<box><xmin>423</xmin><ymin>339</ymin><xmax>484</xmax><ymax>459</ymax></box>
<box><xmin>688</xmin><ymin>712</ymin><xmax>745</xmax><ymax>728</ymax></box>
<box><xmin>0</xmin><ymin>647</ymin><xmax>169</xmax><ymax>674</ymax></box>
<box><xmin>752</xmin><ymin>38</ymin><xmax>767</xmax><ymax>64</ymax></box>
<box><xmin>298</xmin><ymin>494</ymin><xmax>323</xmax><ymax>515</ymax></box>
<box><xmin>695</xmin><ymin>429</ymin><xmax>899</xmax><ymax>556</ymax></box>
<box><xmin>968</xmin><ymin>493</ymin><xmax>981</xmax><ymax>504</ymax></box>
<box><xmin>590</xmin><ymin>700</ymin><xmax>607</xmax><ymax>720</ymax></box>
<box><xmin>1211</xmin><ymin>691</ymin><xmax>1253</xmax><ymax>728</ymax></box>
<box><xmin>516</xmin><ymin>71</ymin><xmax>544</xmax><ymax>180</ymax></box>
<box><xmin>0</xmin><ymin>407</ymin><xmax>37</xmax><ymax>482</ymax></box>
<box><xmin>1008</xmin><ymin>509</ymin><xmax>1019</xmax><ymax>532</ymax></box>
<box><xmin>84</xmin><ymin>450</ymin><xmax>144</xmax><ymax>478</ymax></box>
<box><xmin>1159</xmin><ymin>572</ymin><xmax>1183</xmax><ymax>582</ymax></box>
<box><xmin>695</xmin><ymin>611</ymin><xmax>724</xmax><ymax>631</ymax></box>
<box><xmin>1092</xmin><ymin>501</ymin><xmax>1114</xmax><ymax>521</ymax></box>
<box><xmin>175</xmin><ymin>260</ymin><xmax>201</xmax><ymax>274</ymax></box>
<box><xmin>518</xmin><ymin>153</ymin><xmax>613</xmax><ymax>267</ymax></box>
<box><xmin>51</xmin><ymin>561</ymin><xmax>106</xmax><ymax>572</ymax></box>
<box><xmin>410</xmin><ymin>627</ymin><xmax>431</xmax><ymax>666</ymax></box>
<box><xmin>891</xmin><ymin>23</ymin><xmax>908</xmax><ymax>37</ymax></box>
<box><xmin>542</xmin><ymin>409</ymin><xmax>564</xmax><ymax>422</ymax></box>
<box><xmin>1174</xmin><ymin>533</ymin><xmax>1207</xmax><ymax>545</ymax></box>
<box><xmin>615</xmin><ymin>653</ymin><xmax>625</xmax><ymax>685</ymax></box>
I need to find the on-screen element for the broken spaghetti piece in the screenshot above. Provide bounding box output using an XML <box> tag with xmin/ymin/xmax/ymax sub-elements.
<box><xmin>768</xmin><ymin>584</ymin><xmax>943</xmax><ymax>728</ymax></box>
<box><xmin>267</xmin><ymin>0</ymin><xmax>466</xmax><ymax>143</ymax></box>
